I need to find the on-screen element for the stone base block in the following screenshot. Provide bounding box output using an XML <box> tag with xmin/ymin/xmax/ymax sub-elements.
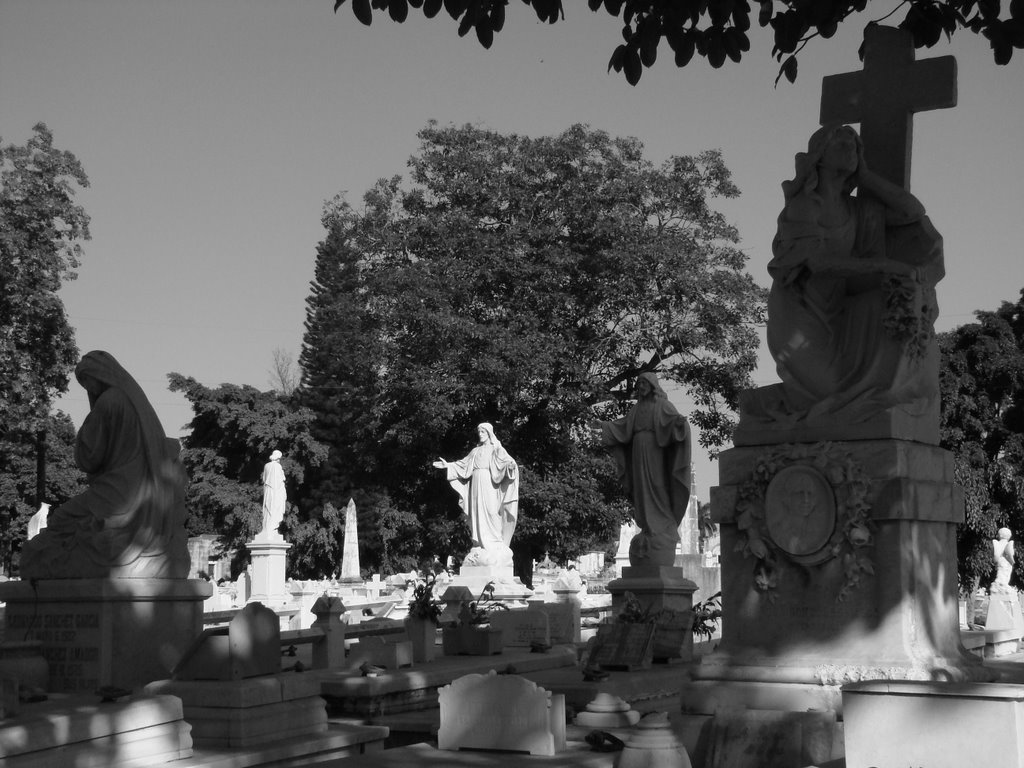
<box><xmin>187</xmin><ymin>695</ymin><xmax>327</xmax><ymax>748</ymax></box>
<box><xmin>0</xmin><ymin>578</ymin><xmax>211</xmax><ymax>693</ymax></box>
<box><xmin>144</xmin><ymin>671</ymin><xmax>327</xmax><ymax>748</ymax></box>
<box><xmin>843</xmin><ymin>680</ymin><xmax>1024</xmax><ymax>768</ymax></box>
<box><xmin>445</xmin><ymin>565</ymin><xmax>533</xmax><ymax>601</ymax></box>
<box><xmin>607</xmin><ymin>566</ymin><xmax>696</xmax><ymax>661</ymax></box>
<box><xmin>0</xmin><ymin>693</ymin><xmax>192</xmax><ymax>767</ymax></box>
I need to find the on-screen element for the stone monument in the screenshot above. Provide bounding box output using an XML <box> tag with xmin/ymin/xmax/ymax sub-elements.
<box><xmin>1</xmin><ymin>351</ymin><xmax>210</xmax><ymax>692</ymax></box>
<box><xmin>434</xmin><ymin>422</ymin><xmax>530</xmax><ymax>599</ymax></box>
<box><xmin>248</xmin><ymin>449</ymin><xmax>291</xmax><ymax>607</ymax></box>
<box><xmin>682</xmin><ymin>26</ymin><xmax>986</xmax><ymax>767</ymax></box>
<box><xmin>601</xmin><ymin>372</ymin><xmax>698</xmax><ymax>661</ymax></box>
<box><xmin>339</xmin><ymin>498</ymin><xmax>362</xmax><ymax>586</ymax></box>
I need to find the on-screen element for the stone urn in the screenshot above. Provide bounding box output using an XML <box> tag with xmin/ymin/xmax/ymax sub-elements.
<box><xmin>0</xmin><ymin>640</ymin><xmax>49</xmax><ymax>691</ymax></box>
<box><xmin>615</xmin><ymin>712</ymin><xmax>692</xmax><ymax>768</ymax></box>
<box><xmin>403</xmin><ymin>616</ymin><xmax>438</xmax><ymax>663</ymax></box>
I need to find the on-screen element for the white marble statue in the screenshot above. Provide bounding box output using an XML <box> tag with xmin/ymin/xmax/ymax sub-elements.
<box><xmin>19</xmin><ymin>351</ymin><xmax>190</xmax><ymax>579</ymax></box>
<box><xmin>992</xmin><ymin>527</ymin><xmax>1015</xmax><ymax>594</ymax></box>
<box><xmin>258</xmin><ymin>449</ymin><xmax>286</xmax><ymax>540</ymax></box>
<box><xmin>434</xmin><ymin>423</ymin><xmax>519</xmax><ymax>568</ymax></box>
<box><xmin>741</xmin><ymin>123</ymin><xmax>944</xmax><ymax>426</ymax></box>
<box><xmin>599</xmin><ymin>372</ymin><xmax>691</xmax><ymax>568</ymax></box>
<box><xmin>27</xmin><ymin>502</ymin><xmax>49</xmax><ymax>539</ymax></box>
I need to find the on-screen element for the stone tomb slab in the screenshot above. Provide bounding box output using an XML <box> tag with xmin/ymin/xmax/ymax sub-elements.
<box><xmin>145</xmin><ymin>671</ymin><xmax>326</xmax><ymax>748</ymax></box>
<box><xmin>487</xmin><ymin>609</ymin><xmax>550</xmax><ymax>647</ymax></box>
<box><xmin>0</xmin><ymin>578</ymin><xmax>210</xmax><ymax>694</ymax></box>
<box><xmin>437</xmin><ymin>671</ymin><xmax>566</xmax><ymax>755</ymax></box>
<box><xmin>0</xmin><ymin>693</ymin><xmax>192</xmax><ymax>767</ymax></box>
<box><xmin>843</xmin><ymin>680</ymin><xmax>1024</xmax><ymax>768</ymax></box>
<box><xmin>321</xmin><ymin>741</ymin><xmax>615</xmax><ymax>767</ymax></box>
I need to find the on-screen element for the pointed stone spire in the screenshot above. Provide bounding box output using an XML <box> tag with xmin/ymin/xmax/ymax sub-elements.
<box><xmin>339</xmin><ymin>498</ymin><xmax>362</xmax><ymax>585</ymax></box>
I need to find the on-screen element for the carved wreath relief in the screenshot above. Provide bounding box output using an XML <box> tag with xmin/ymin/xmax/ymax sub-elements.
<box><xmin>735</xmin><ymin>443</ymin><xmax>875</xmax><ymax>602</ymax></box>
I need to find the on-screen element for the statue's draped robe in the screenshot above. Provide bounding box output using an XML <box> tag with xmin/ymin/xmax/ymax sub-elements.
<box><xmin>260</xmin><ymin>460</ymin><xmax>286</xmax><ymax>538</ymax></box>
<box><xmin>745</xmin><ymin>195</ymin><xmax>943</xmax><ymax>423</ymax></box>
<box><xmin>445</xmin><ymin>442</ymin><xmax>518</xmax><ymax>551</ymax></box>
<box><xmin>20</xmin><ymin>352</ymin><xmax>189</xmax><ymax>579</ymax></box>
<box><xmin>602</xmin><ymin>395</ymin><xmax>691</xmax><ymax>564</ymax></box>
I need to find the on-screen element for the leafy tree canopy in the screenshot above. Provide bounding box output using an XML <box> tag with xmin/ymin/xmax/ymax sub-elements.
<box><xmin>332</xmin><ymin>0</ymin><xmax>1024</xmax><ymax>85</ymax></box>
<box><xmin>1</xmin><ymin>123</ymin><xmax>89</xmax><ymax>433</ymax></box>
<box><xmin>167</xmin><ymin>374</ymin><xmax>329</xmax><ymax>577</ymax></box>
<box><xmin>300</xmin><ymin>122</ymin><xmax>765</xmax><ymax>572</ymax></box>
<box><xmin>0</xmin><ymin>412</ymin><xmax>85</xmax><ymax>575</ymax></box>
<box><xmin>939</xmin><ymin>288</ymin><xmax>1024</xmax><ymax>592</ymax></box>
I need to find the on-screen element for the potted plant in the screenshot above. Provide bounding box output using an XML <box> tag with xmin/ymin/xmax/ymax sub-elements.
<box><xmin>441</xmin><ymin>582</ymin><xmax>507</xmax><ymax>656</ymax></box>
<box><xmin>405</xmin><ymin>575</ymin><xmax>442</xmax><ymax>663</ymax></box>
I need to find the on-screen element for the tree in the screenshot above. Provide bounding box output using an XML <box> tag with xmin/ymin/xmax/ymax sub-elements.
<box><xmin>332</xmin><ymin>0</ymin><xmax>1024</xmax><ymax>85</ymax></box>
<box><xmin>300</xmin><ymin>122</ymin><xmax>765</xmax><ymax>576</ymax></box>
<box><xmin>1</xmin><ymin>123</ymin><xmax>89</xmax><ymax>495</ymax></box>
<box><xmin>938</xmin><ymin>289</ymin><xmax>1024</xmax><ymax>596</ymax></box>
<box><xmin>268</xmin><ymin>347</ymin><xmax>300</xmax><ymax>396</ymax></box>
<box><xmin>0</xmin><ymin>412</ymin><xmax>86</xmax><ymax>575</ymax></box>
<box><xmin>167</xmin><ymin>374</ymin><xmax>329</xmax><ymax>577</ymax></box>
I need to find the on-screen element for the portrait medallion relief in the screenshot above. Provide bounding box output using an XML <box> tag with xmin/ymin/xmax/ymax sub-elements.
<box><xmin>764</xmin><ymin>465</ymin><xmax>837</xmax><ymax>562</ymax></box>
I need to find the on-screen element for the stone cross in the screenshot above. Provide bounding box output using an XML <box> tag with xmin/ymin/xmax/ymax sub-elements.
<box><xmin>820</xmin><ymin>25</ymin><xmax>957</xmax><ymax>189</ymax></box>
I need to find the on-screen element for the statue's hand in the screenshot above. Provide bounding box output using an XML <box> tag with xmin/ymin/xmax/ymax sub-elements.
<box><xmin>432</xmin><ymin>458</ymin><xmax>448</xmax><ymax>469</ymax></box>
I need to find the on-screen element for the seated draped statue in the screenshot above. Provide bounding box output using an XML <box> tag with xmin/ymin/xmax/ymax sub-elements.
<box><xmin>20</xmin><ymin>351</ymin><xmax>190</xmax><ymax>579</ymax></box>
<box><xmin>740</xmin><ymin>124</ymin><xmax>944</xmax><ymax>426</ymax></box>
<box><xmin>433</xmin><ymin>423</ymin><xmax>519</xmax><ymax>569</ymax></box>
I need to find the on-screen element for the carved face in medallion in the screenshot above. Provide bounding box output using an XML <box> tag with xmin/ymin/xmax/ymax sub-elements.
<box><xmin>764</xmin><ymin>466</ymin><xmax>837</xmax><ymax>562</ymax></box>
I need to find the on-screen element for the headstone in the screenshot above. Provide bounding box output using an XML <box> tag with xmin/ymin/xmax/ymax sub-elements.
<box><xmin>486</xmin><ymin>609</ymin><xmax>550</xmax><ymax>647</ymax></box>
<box><xmin>527</xmin><ymin>598</ymin><xmax>579</xmax><ymax>645</ymax></box>
<box><xmin>437</xmin><ymin>671</ymin><xmax>566</xmax><ymax>755</ymax></box>
<box><xmin>173</xmin><ymin>601</ymin><xmax>280</xmax><ymax>681</ymax></box>
<box><xmin>0</xmin><ymin>578</ymin><xmax>210</xmax><ymax>693</ymax></box>
<box><xmin>339</xmin><ymin>498</ymin><xmax>362</xmax><ymax>585</ymax></box>
<box><xmin>585</xmin><ymin>623</ymin><xmax>655</xmax><ymax>671</ymax></box>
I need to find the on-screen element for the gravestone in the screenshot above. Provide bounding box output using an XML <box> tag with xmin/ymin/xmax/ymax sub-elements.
<box><xmin>437</xmin><ymin>671</ymin><xmax>566</xmax><ymax>755</ymax></box>
<box><xmin>0</xmin><ymin>578</ymin><xmax>210</xmax><ymax>693</ymax></box>
<box><xmin>173</xmin><ymin>601</ymin><xmax>280</xmax><ymax>681</ymax></box>
<box><xmin>487</xmin><ymin>609</ymin><xmax>550</xmax><ymax>647</ymax></box>
<box><xmin>682</xmin><ymin>26</ymin><xmax>989</xmax><ymax>767</ymax></box>
<box><xmin>585</xmin><ymin>623</ymin><xmax>655</xmax><ymax>671</ymax></box>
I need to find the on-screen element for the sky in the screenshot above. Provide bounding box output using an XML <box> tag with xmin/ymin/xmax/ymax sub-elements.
<box><xmin>2</xmin><ymin>1</ymin><xmax>1022</xmax><ymax>499</ymax></box>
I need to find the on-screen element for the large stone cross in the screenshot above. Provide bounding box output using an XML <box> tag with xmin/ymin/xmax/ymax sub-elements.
<box><xmin>820</xmin><ymin>25</ymin><xmax>957</xmax><ymax>190</ymax></box>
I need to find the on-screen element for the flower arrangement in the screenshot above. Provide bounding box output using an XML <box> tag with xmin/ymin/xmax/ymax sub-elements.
<box><xmin>459</xmin><ymin>581</ymin><xmax>509</xmax><ymax>626</ymax></box>
<box><xmin>406</xmin><ymin>574</ymin><xmax>443</xmax><ymax>623</ymax></box>
<box><xmin>691</xmin><ymin>591</ymin><xmax>722</xmax><ymax>642</ymax></box>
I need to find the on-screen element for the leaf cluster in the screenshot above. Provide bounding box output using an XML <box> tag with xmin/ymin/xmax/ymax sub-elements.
<box><xmin>0</xmin><ymin>413</ymin><xmax>86</xmax><ymax>575</ymax></box>
<box><xmin>1</xmin><ymin>123</ymin><xmax>89</xmax><ymax>433</ymax></box>
<box><xmin>939</xmin><ymin>288</ymin><xmax>1024</xmax><ymax>591</ymax></box>
<box><xmin>331</xmin><ymin>1</ymin><xmax>1024</xmax><ymax>85</ymax></box>
<box><xmin>168</xmin><ymin>374</ymin><xmax>329</xmax><ymax>576</ymax></box>
<box><xmin>299</xmin><ymin>122</ymin><xmax>764</xmax><ymax>570</ymax></box>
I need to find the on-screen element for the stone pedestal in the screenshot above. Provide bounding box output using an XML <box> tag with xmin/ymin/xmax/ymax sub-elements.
<box><xmin>607</xmin><ymin>566</ymin><xmax>697</xmax><ymax>662</ymax></box>
<box><xmin>684</xmin><ymin>438</ymin><xmax>990</xmax><ymax>720</ymax></box>
<box><xmin>248</xmin><ymin>537</ymin><xmax>291</xmax><ymax>608</ymax></box>
<box><xmin>445</xmin><ymin>564</ymin><xmax>532</xmax><ymax>601</ymax></box>
<box><xmin>0</xmin><ymin>578</ymin><xmax>211</xmax><ymax>693</ymax></box>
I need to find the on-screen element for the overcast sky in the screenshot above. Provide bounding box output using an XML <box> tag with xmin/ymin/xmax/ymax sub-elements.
<box><xmin>2</xmin><ymin>1</ymin><xmax>1022</xmax><ymax>496</ymax></box>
